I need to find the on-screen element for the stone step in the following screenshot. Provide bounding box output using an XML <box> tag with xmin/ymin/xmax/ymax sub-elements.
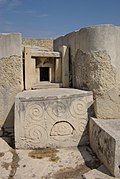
<box><xmin>89</xmin><ymin>117</ymin><xmax>120</xmax><ymax>178</ymax></box>
<box><xmin>83</xmin><ymin>165</ymin><xmax>119</xmax><ymax>179</ymax></box>
<box><xmin>32</xmin><ymin>82</ymin><xmax>63</xmax><ymax>89</ymax></box>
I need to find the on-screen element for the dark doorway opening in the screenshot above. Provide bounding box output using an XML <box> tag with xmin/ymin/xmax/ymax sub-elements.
<box><xmin>40</xmin><ymin>67</ymin><xmax>49</xmax><ymax>81</ymax></box>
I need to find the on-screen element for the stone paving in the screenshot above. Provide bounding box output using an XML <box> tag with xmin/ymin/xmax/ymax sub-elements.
<box><xmin>0</xmin><ymin>138</ymin><xmax>118</xmax><ymax>179</ymax></box>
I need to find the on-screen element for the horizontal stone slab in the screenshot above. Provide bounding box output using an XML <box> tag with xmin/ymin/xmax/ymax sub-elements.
<box><xmin>31</xmin><ymin>82</ymin><xmax>63</xmax><ymax>89</ymax></box>
<box><xmin>89</xmin><ymin>117</ymin><xmax>120</xmax><ymax>177</ymax></box>
<box><xmin>15</xmin><ymin>88</ymin><xmax>93</xmax><ymax>149</ymax></box>
<box><xmin>31</xmin><ymin>51</ymin><xmax>61</xmax><ymax>58</ymax></box>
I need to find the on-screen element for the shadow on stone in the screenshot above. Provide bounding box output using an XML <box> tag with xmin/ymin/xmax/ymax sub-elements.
<box><xmin>2</xmin><ymin>103</ymin><xmax>15</xmax><ymax>149</ymax></box>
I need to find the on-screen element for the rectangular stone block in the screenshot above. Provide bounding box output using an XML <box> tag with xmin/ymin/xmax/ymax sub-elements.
<box><xmin>0</xmin><ymin>33</ymin><xmax>23</xmax><ymax>130</ymax></box>
<box><xmin>89</xmin><ymin>117</ymin><xmax>120</xmax><ymax>177</ymax></box>
<box><xmin>15</xmin><ymin>88</ymin><xmax>93</xmax><ymax>149</ymax></box>
<box><xmin>0</xmin><ymin>33</ymin><xmax>22</xmax><ymax>58</ymax></box>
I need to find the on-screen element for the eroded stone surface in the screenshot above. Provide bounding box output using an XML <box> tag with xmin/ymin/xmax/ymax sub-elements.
<box><xmin>0</xmin><ymin>33</ymin><xmax>23</xmax><ymax>132</ymax></box>
<box><xmin>15</xmin><ymin>88</ymin><xmax>93</xmax><ymax>149</ymax></box>
<box><xmin>89</xmin><ymin>117</ymin><xmax>120</xmax><ymax>177</ymax></box>
<box><xmin>83</xmin><ymin>165</ymin><xmax>119</xmax><ymax>179</ymax></box>
<box><xmin>0</xmin><ymin>138</ymin><xmax>11</xmax><ymax>152</ymax></box>
<box><xmin>94</xmin><ymin>88</ymin><xmax>120</xmax><ymax>119</ymax></box>
<box><xmin>74</xmin><ymin>50</ymin><xmax>116</xmax><ymax>96</ymax></box>
<box><xmin>54</xmin><ymin>25</ymin><xmax>120</xmax><ymax>119</ymax></box>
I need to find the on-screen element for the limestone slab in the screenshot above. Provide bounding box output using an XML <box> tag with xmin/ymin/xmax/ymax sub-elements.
<box><xmin>15</xmin><ymin>88</ymin><xmax>93</xmax><ymax>149</ymax></box>
<box><xmin>0</xmin><ymin>33</ymin><xmax>22</xmax><ymax>58</ymax></box>
<box><xmin>0</xmin><ymin>138</ymin><xmax>11</xmax><ymax>152</ymax></box>
<box><xmin>83</xmin><ymin>165</ymin><xmax>119</xmax><ymax>179</ymax></box>
<box><xmin>89</xmin><ymin>117</ymin><xmax>120</xmax><ymax>177</ymax></box>
<box><xmin>31</xmin><ymin>50</ymin><xmax>61</xmax><ymax>58</ymax></box>
<box><xmin>0</xmin><ymin>33</ymin><xmax>23</xmax><ymax>132</ymax></box>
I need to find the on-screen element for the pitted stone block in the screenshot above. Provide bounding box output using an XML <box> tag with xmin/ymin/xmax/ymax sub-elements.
<box><xmin>15</xmin><ymin>88</ymin><xmax>93</xmax><ymax>149</ymax></box>
<box><xmin>89</xmin><ymin>117</ymin><xmax>120</xmax><ymax>177</ymax></box>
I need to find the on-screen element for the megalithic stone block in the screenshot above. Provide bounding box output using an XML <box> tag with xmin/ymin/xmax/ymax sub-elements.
<box><xmin>15</xmin><ymin>88</ymin><xmax>93</xmax><ymax>149</ymax></box>
<box><xmin>89</xmin><ymin>117</ymin><xmax>120</xmax><ymax>177</ymax></box>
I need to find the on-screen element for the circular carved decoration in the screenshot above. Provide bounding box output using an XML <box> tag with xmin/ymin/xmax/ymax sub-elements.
<box><xmin>69</xmin><ymin>98</ymin><xmax>86</xmax><ymax>118</ymax></box>
<box><xmin>26</xmin><ymin>103</ymin><xmax>44</xmax><ymax>121</ymax></box>
<box><xmin>25</xmin><ymin>125</ymin><xmax>48</xmax><ymax>145</ymax></box>
<box><xmin>47</xmin><ymin>101</ymin><xmax>67</xmax><ymax>120</ymax></box>
<box><xmin>52</xmin><ymin>102</ymin><xmax>66</xmax><ymax>117</ymax></box>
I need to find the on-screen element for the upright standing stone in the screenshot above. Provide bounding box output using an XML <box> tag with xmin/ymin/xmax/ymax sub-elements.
<box><xmin>61</xmin><ymin>46</ymin><xmax>69</xmax><ymax>87</ymax></box>
<box><xmin>55</xmin><ymin>58</ymin><xmax>62</xmax><ymax>83</ymax></box>
<box><xmin>0</xmin><ymin>33</ymin><xmax>23</xmax><ymax>132</ymax></box>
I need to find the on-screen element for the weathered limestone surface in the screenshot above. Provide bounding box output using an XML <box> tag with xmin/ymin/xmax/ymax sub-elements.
<box><xmin>61</xmin><ymin>45</ymin><xmax>69</xmax><ymax>87</ymax></box>
<box><xmin>22</xmin><ymin>38</ymin><xmax>53</xmax><ymax>51</ymax></box>
<box><xmin>0</xmin><ymin>146</ymin><xmax>100</xmax><ymax>179</ymax></box>
<box><xmin>0</xmin><ymin>33</ymin><xmax>22</xmax><ymax>58</ymax></box>
<box><xmin>83</xmin><ymin>165</ymin><xmax>118</xmax><ymax>179</ymax></box>
<box><xmin>74</xmin><ymin>50</ymin><xmax>116</xmax><ymax>95</ymax></box>
<box><xmin>54</xmin><ymin>24</ymin><xmax>120</xmax><ymax>119</ymax></box>
<box><xmin>0</xmin><ymin>33</ymin><xmax>23</xmax><ymax>131</ymax></box>
<box><xmin>15</xmin><ymin>88</ymin><xmax>93</xmax><ymax>149</ymax></box>
<box><xmin>94</xmin><ymin>88</ymin><xmax>120</xmax><ymax>119</ymax></box>
<box><xmin>89</xmin><ymin>117</ymin><xmax>120</xmax><ymax>177</ymax></box>
<box><xmin>0</xmin><ymin>138</ymin><xmax>11</xmax><ymax>152</ymax></box>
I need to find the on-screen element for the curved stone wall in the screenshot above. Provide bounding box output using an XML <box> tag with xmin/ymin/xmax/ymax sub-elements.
<box><xmin>54</xmin><ymin>24</ymin><xmax>120</xmax><ymax>119</ymax></box>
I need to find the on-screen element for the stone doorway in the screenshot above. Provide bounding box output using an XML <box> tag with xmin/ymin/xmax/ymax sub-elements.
<box><xmin>40</xmin><ymin>67</ymin><xmax>49</xmax><ymax>81</ymax></box>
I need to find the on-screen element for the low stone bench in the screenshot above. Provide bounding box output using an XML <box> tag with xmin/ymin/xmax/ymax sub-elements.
<box><xmin>15</xmin><ymin>88</ymin><xmax>93</xmax><ymax>149</ymax></box>
<box><xmin>89</xmin><ymin>117</ymin><xmax>120</xmax><ymax>177</ymax></box>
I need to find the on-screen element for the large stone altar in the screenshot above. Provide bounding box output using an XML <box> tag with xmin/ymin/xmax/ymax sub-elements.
<box><xmin>15</xmin><ymin>88</ymin><xmax>93</xmax><ymax>149</ymax></box>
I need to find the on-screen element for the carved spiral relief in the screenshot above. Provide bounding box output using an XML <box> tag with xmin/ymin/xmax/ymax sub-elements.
<box><xmin>47</xmin><ymin>101</ymin><xmax>67</xmax><ymax>120</ymax></box>
<box><xmin>78</xmin><ymin>120</ymin><xmax>87</xmax><ymax>133</ymax></box>
<box><xmin>25</xmin><ymin>125</ymin><xmax>47</xmax><ymax>144</ymax></box>
<box><xmin>26</xmin><ymin>103</ymin><xmax>43</xmax><ymax>121</ymax></box>
<box><xmin>69</xmin><ymin>98</ymin><xmax>87</xmax><ymax>118</ymax></box>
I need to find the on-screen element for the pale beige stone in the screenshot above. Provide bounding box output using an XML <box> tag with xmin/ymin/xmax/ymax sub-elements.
<box><xmin>0</xmin><ymin>151</ymin><xmax>13</xmax><ymax>179</ymax></box>
<box><xmin>31</xmin><ymin>50</ymin><xmax>61</xmax><ymax>58</ymax></box>
<box><xmin>54</xmin><ymin>24</ymin><xmax>120</xmax><ymax>119</ymax></box>
<box><xmin>22</xmin><ymin>38</ymin><xmax>53</xmax><ymax>51</ymax></box>
<box><xmin>0</xmin><ymin>33</ymin><xmax>22</xmax><ymax>58</ymax></box>
<box><xmin>0</xmin><ymin>33</ymin><xmax>23</xmax><ymax>130</ymax></box>
<box><xmin>89</xmin><ymin>117</ymin><xmax>120</xmax><ymax>177</ymax></box>
<box><xmin>0</xmin><ymin>138</ymin><xmax>11</xmax><ymax>152</ymax></box>
<box><xmin>55</xmin><ymin>58</ymin><xmax>62</xmax><ymax>83</ymax></box>
<box><xmin>15</xmin><ymin>88</ymin><xmax>93</xmax><ymax>149</ymax></box>
<box><xmin>60</xmin><ymin>45</ymin><xmax>69</xmax><ymax>87</ymax></box>
<box><xmin>24</xmin><ymin>46</ymin><xmax>33</xmax><ymax>90</ymax></box>
<box><xmin>94</xmin><ymin>88</ymin><xmax>120</xmax><ymax>119</ymax></box>
<box><xmin>83</xmin><ymin>165</ymin><xmax>118</xmax><ymax>179</ymax></box>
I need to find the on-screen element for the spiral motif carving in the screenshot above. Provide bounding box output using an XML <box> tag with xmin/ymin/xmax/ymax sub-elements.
<box><xmin>78</xmin><ymin>120</ymin><xmax>87</xmax><ymax>132</ymax></box>
<box><xmin>25</xmin><ymin>125</ymin><xmax>47</xmax><ymax>144</ymax></box>
<box><xmin>26</xmin><ymin>103</ymin><xmax>43</xmax><ymax>121</ymax></box>
<box><xmin>47</xmin><ymin>101</ymin><xmax>67</xmax><ymax>120</ymax></box>
<box><xmin>53</xmin><ymin>102</ymin><xmax>66</xmax><ymax>117</ymax></box>
<box><xmin>69</xmin><ymin>98</ymin><xmax>87</xmax><ymax>118</ymax></box>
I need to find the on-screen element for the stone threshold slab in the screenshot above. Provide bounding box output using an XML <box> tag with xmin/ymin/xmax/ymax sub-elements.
<box><xmin>16</xmin><ymin>88</ymin><xmax>93</xmax><ymax>101</ymax></box>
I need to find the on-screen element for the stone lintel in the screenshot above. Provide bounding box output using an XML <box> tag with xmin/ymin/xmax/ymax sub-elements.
<box><xmin>31</xmin><ymin>51</ymin><xmax>61</xmax><ymax>58</ymax></box>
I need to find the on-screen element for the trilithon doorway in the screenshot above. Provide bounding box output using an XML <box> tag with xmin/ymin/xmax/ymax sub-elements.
<box><xmin>40</xmin><ymin>67</ymin><xmax>49</xmax><ymax>81</ymax></box>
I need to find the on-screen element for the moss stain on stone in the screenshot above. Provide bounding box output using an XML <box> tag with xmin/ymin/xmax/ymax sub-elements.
<box><xmin>53</xmin><ymin>164</ymin><xmax>90</xmax><ymax>179</ymax></box>
<box><xmin>8</xmin><ymin>149</ymin><xmax>20</xmax><ymax>179</ymax></box>
<box><xmin>2</xmin><ymin>162</ymin><xmax>10</xmax><ymax>170</ymax></box>
<box><xmin>0</xmin><ymin>152</ymin><xmax>5</xmax><ymax>157</ymax></box>
<box><xmin>28</xmin><ymin>147</ymin><xmax>59</xmax><ymax>162</ymax></box>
